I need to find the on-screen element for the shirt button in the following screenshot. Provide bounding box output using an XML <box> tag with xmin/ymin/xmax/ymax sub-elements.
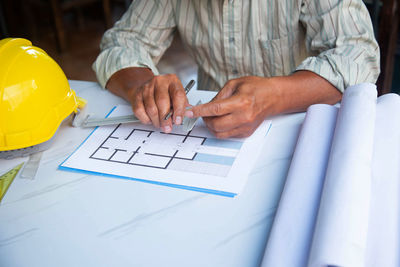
<box><xmin>229</xmin><ymin>37</ymin><xmax>235</xmax><ymax>43</ymax></box>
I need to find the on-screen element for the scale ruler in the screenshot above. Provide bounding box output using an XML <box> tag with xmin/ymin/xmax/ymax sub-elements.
<box><xmin>81</xmin><ymin>115</ymin><xmax>140</xmax><ymax>128</ymax></box>
<box><xmin>80</xmin><ymin>101</ymin><xmax>202</xmax><ymax>131</ymax></box>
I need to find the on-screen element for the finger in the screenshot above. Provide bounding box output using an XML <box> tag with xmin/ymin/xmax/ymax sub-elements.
<box><xmin>170</xmin><ymin>82</ymin><xmax>188</xmax><ymax>125</ymax></box>
<box><xmin>142</xmin><ymin>84</ymin><xmax>160</xmax><ymax>128</ymax></box>
<box><xmin>132</xmin><ymin>90</ymin><xmax>151</xmax><ymax>124</ymax></box>
<box><xmin>154</xmin><ymin>85</ymin><xmax>173</xmax><ymax>132</ymax></box>
<box><xmin>203</xmin><ymin>113</ymin><xmax>242</xmax><ymax>133</ymax></box>
<box><xmin>209</xmin><ymin>124</ymin><xmax>257</xmax><ymax>139</ymax></box>
<box><xmin>160</xmin><ymin>117</ymin><xmax>173</xmax><ymax>133</ymax></box>
<box><xmin>188</xmin><ymin>95</ymin><xmax>242</xmax><ymax>118</ymax></box>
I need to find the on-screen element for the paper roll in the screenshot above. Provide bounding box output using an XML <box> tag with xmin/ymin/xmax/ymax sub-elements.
<box><xmin>308</xmin><ymin>83</ymin><xmax>377</xmax><ymax>267</ymax></box>
<box><xmin>261</xmin><ymin>104</ymin><xmax>338</xmax><ymax>267</ymax></box>
<box><xmin>365</xmin><ymin>94</ymin><xmax>400</xmax><ymax>267</ymax></box>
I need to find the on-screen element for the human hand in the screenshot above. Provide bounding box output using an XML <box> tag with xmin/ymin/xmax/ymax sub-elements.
<box><xmin>130</xmin><ymin>74</ymin><xmax>189</xmax><ymax>133</ymax></box>
<box><xmin>108</xmin><ymin>69</ymin><xmax>341</xmax><ymax>137</ymax></box>
<box><xmin>186</xmin><ymin>76</ymin><xmax>278</xmax><ymax>138</ymax></box>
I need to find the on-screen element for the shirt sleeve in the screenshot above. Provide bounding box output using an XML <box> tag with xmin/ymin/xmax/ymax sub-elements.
<box><xmin>92</xmin><ymin>0</ymin><xmax>176</xmax><ymax>88</ymax></box>
<box><xmin>296</xmin><ymin>0</ymin><xmax>380</xmax><ymax>93</ymax></box>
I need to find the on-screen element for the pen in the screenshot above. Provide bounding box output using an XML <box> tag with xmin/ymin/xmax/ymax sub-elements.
<box><xmin>164</xmin><ymin>79</ymin><xmax>195</xmax><ymax>120</ymax></box>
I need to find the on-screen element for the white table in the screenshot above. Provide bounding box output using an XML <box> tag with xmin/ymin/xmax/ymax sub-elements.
<box><xmin>0</xmin><ymin>80</ymin><xmax>305</xmax><ymax>267</ymax></box>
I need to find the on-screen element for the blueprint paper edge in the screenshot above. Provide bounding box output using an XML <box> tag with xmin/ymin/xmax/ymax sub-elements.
<box><xmin>58</xmin><ymin>165</ymin><xmax>236</xmax><ymax>197</ymax></box>
<box><xmin>59</xmin><ymin>106</ymin><xmax>117</xmax><ymax>167</ymax></box>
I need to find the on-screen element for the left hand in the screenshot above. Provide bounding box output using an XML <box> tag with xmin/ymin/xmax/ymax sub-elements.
<box><xmin>186</xmin><ymin>76</ymin><xmax>279</xmax><ymax>138</ymax></box>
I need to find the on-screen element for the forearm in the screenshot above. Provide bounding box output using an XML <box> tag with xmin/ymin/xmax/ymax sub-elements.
<box><xmin>268</xmin><ymin>70</ymin><xmax>342</xmax><ymax>115</ymax></box>
<box><xmin>105</xmin><ymin>67</ymin><xmax>154</xmax><ymax>102</ymax></box>
<box><xmin>298</xmin><ymin>0</ymin><xmax>379</xmax><ymax>92</ymax></box>
<box><xmin>93</xmin><ymin>0</ymin><xmax>177</xmax><ymax>89</ymax></box>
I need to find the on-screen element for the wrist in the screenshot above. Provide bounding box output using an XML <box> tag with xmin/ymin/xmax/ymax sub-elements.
<box><xmin>258</xmin><ymin>75</ymin><xmax>287</xmax><ymax>116</ymax></box>
<box><xmin>106</xmin><ymin>67</ymin><xmax>154</xmax><ymax>101</ymax></box>
<box><xmin>265</xmin><ymin>71</ymin><xmax>341</xmax><ymax>115</ymax></box>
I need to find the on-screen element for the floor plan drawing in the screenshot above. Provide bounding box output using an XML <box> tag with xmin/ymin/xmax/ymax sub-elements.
<box><xmin>89</xmin><ymin>122</ymin><xmax>242</xmax><ymax>177</ymax></box>
<box><xmin>60</xmin><ymin>103</ymin><xmax>271</xmax><ymax>197</ymax></box>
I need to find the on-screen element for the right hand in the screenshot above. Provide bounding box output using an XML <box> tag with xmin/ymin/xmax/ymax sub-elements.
<box><xmin>130</xmin><ymin>74</ymin><xmax>189</xmax><ymax>133</ymax></box>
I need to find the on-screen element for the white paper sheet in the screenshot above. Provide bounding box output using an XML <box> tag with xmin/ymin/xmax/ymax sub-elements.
<box><xmin>59</xmin><ymin>90</ymin><xmax>271</xmax><ymax>197</ymax></box>
<box><xmin>365</xmin><ymin>94</ymin><xmax>400</xmax><ymax>267</ymax></box>
<box><xmin>261</xmin><ymin>104</ymin><xmax>338</xmax><ymax>267</ymax></box>
<box><xmin>308</xmin><ymin>83</ymin><xmax>377</xmax><ymax>267</ymax></box>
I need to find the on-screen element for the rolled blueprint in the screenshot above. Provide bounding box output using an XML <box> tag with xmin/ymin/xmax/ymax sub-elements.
<box><xmin>261</xmin><ymin>104</ymin><xmax>338</xmax><ymax>267</ymax></box>
<box><xmin>308</xmin><ymin>83</ymin><xmax>377</xmax><ymax>267</ymax></box>
<box><xmin>365</xmin><ymin>94</ymin><xmax>400</xmax><ymax>267</ymax></box>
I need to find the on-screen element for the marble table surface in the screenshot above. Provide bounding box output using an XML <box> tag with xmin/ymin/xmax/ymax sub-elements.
<box><xmin>0</xmin><ymin>80</ymin><xmax>305</xmax><ymax>267</ymax></box>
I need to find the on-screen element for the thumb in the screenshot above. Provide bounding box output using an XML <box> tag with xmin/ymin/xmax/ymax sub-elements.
<box><xmin>185</xmin><ymin>80</ymin><xmax>239</xmax><ymax>118</ymax></box>
<box><xmin>212</xmin><ymin>80</ymin><xmax>237</xmax><ymax>101</ymax></box>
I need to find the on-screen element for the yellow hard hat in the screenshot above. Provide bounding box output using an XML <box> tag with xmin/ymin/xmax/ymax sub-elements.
<box><xmin>0</xmin><ymin>38</ymin><xmax>86</xmax><ymax>153</ymax></box>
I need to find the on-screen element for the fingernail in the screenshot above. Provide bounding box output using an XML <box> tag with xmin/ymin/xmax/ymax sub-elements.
<box><xmin>163</xmin><ymin>126</ymin><xmax>171</xmax><ymax>133</ymax></box>
<box><xmin>175</xmin><ymin>116</ymin><xmax>182</xmax><ymax>125</ymax></box>
<box><xmin>185</xmin><ymin>110</ymin><xmax>193</xmax><ymax>118</ymax></box>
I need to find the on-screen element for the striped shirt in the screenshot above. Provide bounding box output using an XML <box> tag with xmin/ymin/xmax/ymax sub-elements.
<box><xmin>93</xmin><ymin>0</ymin><xmax>380</xmax><ymax>93</ymax></box>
